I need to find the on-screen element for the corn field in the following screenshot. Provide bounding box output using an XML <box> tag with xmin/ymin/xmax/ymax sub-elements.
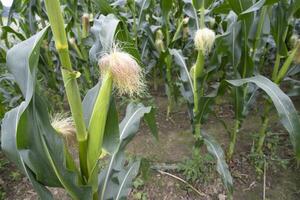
<box><xmin>0</xmin><ymin>0</ymin><xmax>300</xmax><ymax>199</ymax></box>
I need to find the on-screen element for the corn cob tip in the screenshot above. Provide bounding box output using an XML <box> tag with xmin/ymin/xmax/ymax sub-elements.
<box><xmin>51</xmin><ymin>114</ymin><xmax>76</xmax><ymax>137</ymax></box>
<box><xmin>98</xmin><ymin>48</ymin><xmax>146</xmax><ymax>97</ymax></box>
<box><xmin>194</xmin><ymin>28</ymin><xmax>216</xmax><ymax>54</ymax></box>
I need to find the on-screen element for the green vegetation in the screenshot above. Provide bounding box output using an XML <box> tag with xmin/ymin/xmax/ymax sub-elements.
<box><xmin>0</xmin><ymin>0</ymin><xmax>300</xmax><ymax>199</ymax></box>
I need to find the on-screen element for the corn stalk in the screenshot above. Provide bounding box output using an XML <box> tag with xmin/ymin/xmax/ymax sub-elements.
<box><xmin>44</xmin><ymin>0</ymin><xmax>89</xmax><ymax>181</ymax></box>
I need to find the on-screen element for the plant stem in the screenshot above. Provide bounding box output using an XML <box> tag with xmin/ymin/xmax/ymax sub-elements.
<box><xmin>242</xmin><ymin>21</ymin><xmax>248</xmax><ymax>78</ymax></box>
<box><xmin>275</xmin><ymin>45</ymin><xmax>299</xmax><ymax>84</ymax></box>
<box><xmin>256</xmin><ymin>102</ymin><xmax>271</xmax><ymax>154</ymax></box>
<box><xmin>255</xmin><ymin>52</ymin><xmax>283</xmax><ymax>154</ymax></box>
<box><xmin>165</xmin><ymin>15</ymin><xmax>170</xmax><ymax>46</ymax></box>
<box><xmin>272</xmin><ymin>52</ymin><xmax>281</xmax><ymax>80</ymax></box>
<box><xmin>44</xmin><ymin>0</ymin><xmax>89</xmax><ymax>180</ymax></box>
<box><xmin>193</xmin><ymin>51</ymin><xmax>204</xmax><ymax>140</ymax></box>
<box><xmin>193</xmin><ymin>52</ymin><xmax>205</xmax><ymax>109</ymax></box>
<box><xmin>163</xmin><ymin>11</ymin><xmax>171</xmax><ymax>118</ymax></box>
<box><xmin>200</xmin><ymin>1</ymin><xmax>205</xmax><ymax>29</ymax></box>
<box><xmin>227</xmin><ymin>119</ymin><xmax>240</xmax><ymax>160</ymax></box>
<box><xmin>166</xmin><ymin>55</ymin><xmax>173</xmax><ymax>118</ymax></box>
<box><xmin>172</xmin><ymin>17</ymin><xmax>184</xmax><ymax>43</ymax></box>
<box><xmin>153</xmin><ymin>66</ymin><xmax>158</xmax><ymax>91</ymax></box>
<box><xmin>131</xmin><ymin>1</ymin><xmax>138</xmax><ymax>47</ymax></box>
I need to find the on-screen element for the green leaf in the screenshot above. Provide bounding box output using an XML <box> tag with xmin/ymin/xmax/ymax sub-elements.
<box><xmin>203</xmin><ymin>132</ymin><xmax>233</xmax><ymax>194</ymax></box>
<box><xmin>183</xmin><ymin>0</ymin><xmax>200</xmax><ymax>30</ymax></box>
<box><xmin>143</xmin><ymin>107</ymin><xmax>158</xmax><ymax>140</ymax></box>
<box><xmin>211</xmin><ymin>12</ymin><xmax>246</xmax><ymax>120</ymax></box>
<box><xmin>169</xmin><ymin>49</ymin><xmax>194</xmax><ymax>113</ymax></box>
<box><xmin>115</xmin><ymin>161</ymin><xmax>141</xmax><ymax>200</ymax></box>
<box><xmin>89</xmin><ymin>14</ymin><xmax>120</xmax><ymax>61</ymax></box>
<box><xmin>99</xmin><ymin>103</ymin><xmax>152</xmax><ymax>200</ymax></box>
<box><xmin>195</xmin><ymin>95</ymin><xmax>215</xmax><ymax>124</ymax></box>
<box><xmin>227</xmin><ymin>75</ymin><xmax>300</xmax><ymax>159</ymax></box>
<box><xmin>214</xmin><ymin>12</ymin><xmax>242</xmax><ymax>70</ymax></box>
<box><xmin>89</xmin><ymin>14</ymin><xmax>141</xmax><ymax>63</ymax></box>
<box><xmin>7</xmin><ymin>0</ymin><xmax>22</xmax><ymax>25</ymax></box>
<box><xmin>33</xmin><ymin>96</ymin><xmax>92</xmax><ymax>199</ymax></box>
<box><xmin>239</xmin><ymin>0</ymin><xmax>279</xmax><ymax>18</ymax></box>
<box><xmin>119</xmin><ymin>103</ymin><xmax>151</xmax><ymax>144</ymax></box>
<box><xmin>94</xmin><ymin>0</ymin><xmax>115</xmax><ymax>15</ymax></box>
<box><xmin>115</xmin><ymin>22</ymin><xmax>141</xmax><ymax>63</ymax></box>
<box><xmin>23</xmin><ymin>164</ymin><xmax>53</xmax><ymax>199</ymax></box>
<box><xmin>192</xmin><ymin>0</ymin><xmax>213</xmax><ymax>9</ymax></box>
<box><xmin>1</xmin><ymin>27</ymin><xmax>56</xmax><ymax>198</ymax></box>
<box><xmin>82</xmin><ymin>82</ymin><xmax>101</xmax><ymax>126</ymax></box>
<box><xmin>170</xmin><ymin>48</ymin><xmax>221</xmax><ymax>125</ymax></box>
<box><xmin>192</xmin><ymin>0</ymin><xmax>201</xmax><ymax>10</ymax></box>
<box><xmin>228</xmin><ymin>0</ymin><xmax>253</xmax><ymax>15</ymax></box>
<box><xmin>1</xmin><ymin>26</ymin><xmax>26</xmax><ymax>41</ymax></box>
<box><xmin>1</xmin><ymin>27</ymin><xmax>92</xmax><ymax>199</ymax></box>
<box><xmin>290</xmin><ymin>0</ymin><xmax>300</xmax><ymax>16</ymax></box>
<box><xmin>240</xmin><ymin>0</ymin><xmax>266</xmax><ymax>17</ymax></box>
<box><xmin>170</xmin><ymin>49</ymin><xmax>194</xmax><ymax>94</ymax></box>
<box><xmin>160</xmin><ymin>0</ymin><xmax>172</xmax><ymax>20</ymax></box>
<box><xmin>98</xmin><ymin>153</ymin><xmax>140</xmax><ymax>200</ymax></box>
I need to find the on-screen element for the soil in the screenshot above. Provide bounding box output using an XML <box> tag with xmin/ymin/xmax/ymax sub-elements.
<box><xmin>1</xmin><ymin>90</ymin><xmax>300</xmax><ymax>200</ymax></box>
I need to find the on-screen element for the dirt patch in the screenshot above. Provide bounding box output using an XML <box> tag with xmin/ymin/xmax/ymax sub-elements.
<box><xmin>127</xmin><ymin>96</ymin><xmax>194</xmax><ymax>162</ymax></box>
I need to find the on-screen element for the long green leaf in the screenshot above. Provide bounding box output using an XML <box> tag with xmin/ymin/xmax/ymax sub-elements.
<box><xmin>89</xmin><ymin>14</ymin><xmax>141</xmax><ymax>63</ymax></box>
<box><xmin>1</xmin><ymin>27</ymin><xmax>59</xmax><ymax>189</ymax></box>
<box><xmin>100</xmin><ymin>103</ymin><xmax>153</xmax><ymax>200</ymax></box>
<box><xmin>94</xmin><ymin>0</ymin><xmax>115</xmax><ymax>15</ymax></box>
<box><xmin>239</xmin><ymin>0</ymin><xmax>278</xmax><ymax>18</ymax></box>
<box><xmin>170</xmin><ymin>49</ymin><xmax>194</xmax><ymax>92</ymax></box>
<box><xmin>1</xmin><ymin>27</ymin><xmax>92</xmax><ymax>199</ymax></box>
<box><xmin>89</xmin><ymin>14</ymin><xmax>120</xmax><ymax>62</ymax></box>
<box><xmin>240</xmin><ymin>0</ymin><xmax>265</xmax><ymax>17</ymax></box>
<box><xmin>115</xmin><ymin>161</ymin><xmax>140</xmax><ymax>200</ymax></box>
<box><xmin>160</xmin><ymin>0</ymin><xmax>172</xmax><ymax>21</ymax></box>
<box><xmin>203</xmin><ymin>132</ymin><xmax>233</xmax><ymax>194</ymax></box>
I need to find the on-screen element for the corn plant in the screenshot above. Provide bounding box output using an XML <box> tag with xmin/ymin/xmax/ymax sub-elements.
<box><xmin>2</xmin><ymin>0</ymin><xmax>300</xmax><ymax>199</ymax></box>
<box><xmin>1</xmin><ymin>0</ymin><xmax>156</xmax><ymax>199</ymax></box>
<box><xmin>201</xmin><ymin>0</ymin><xmax>300</xmax><ymax>162</ymax></box>
<box><xmin>124</xmin><ymin>0</ymin><xmax>191</xmax><ymax>118</ymax></box>
<box><xmin>170</xmin><ymin>0</ymin><xmax>233</xmax><ymax>196</ymax></box>
<box><xmin>172</xmin><ymin>0</ymin><xmax>300</xmax><ymax>195</ymax></box>
<box><xmin>221</xmin><ymin>0</ymin><xmax>300</xmax><ymax>161</ymax></box>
